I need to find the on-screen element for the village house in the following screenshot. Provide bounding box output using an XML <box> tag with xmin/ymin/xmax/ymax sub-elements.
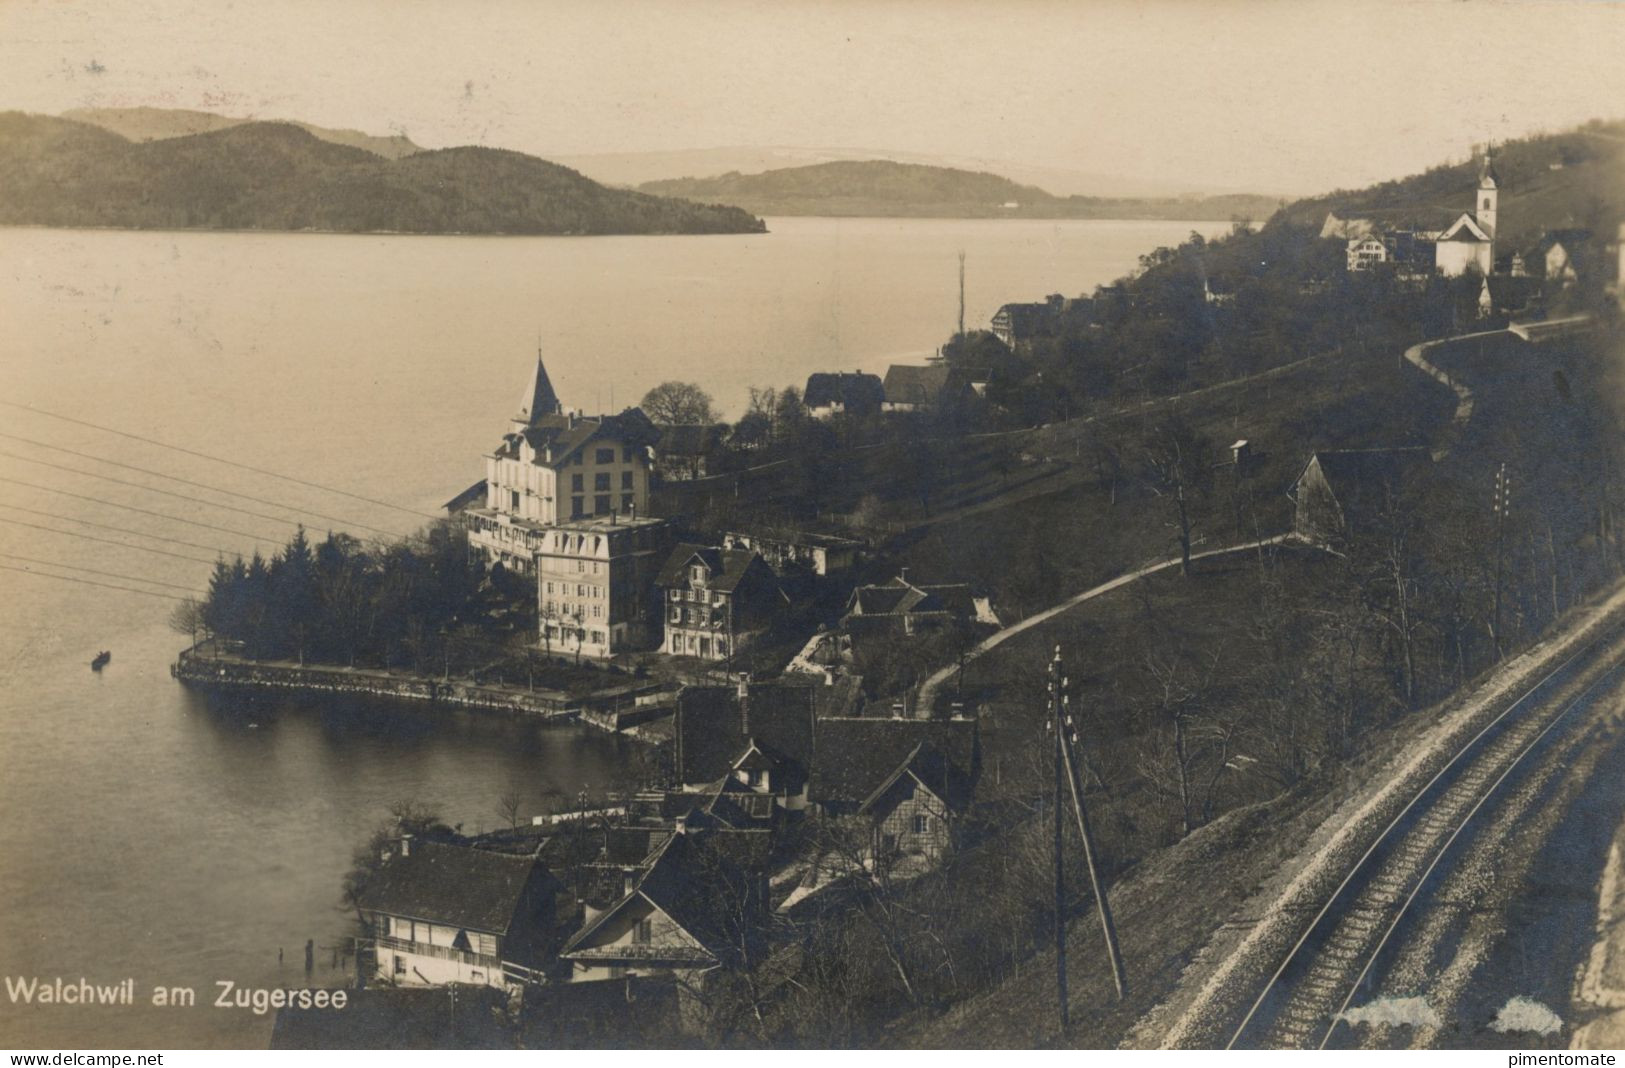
<box><xmin>1477</xmin><ymin>275</ymin><xmax>1541</xmax><ymax>319</ymax></box>
<box><xmin>537</xmin><ymin>515</ymin><xmax>672</xmax><ymax>660</ymax></box>
<box><xmin>990</xmin><ymin>296</ymin><xmax>1072</xmax><ymax>349</ymax></box>
<box><xmin>672</xmin><ymin>680</ymin><xmax>817</xmax><ymax>802</ymax></box>
<box><xmin>1346</xmin><ymin>235</ymin><xmax>1390</xmax><ymax>272</ymax></box>
<box><xmin>653</xmin><ymin>423</ymin><xmax>728</xmax><ymax>481</ymax></box>
<box><xmin>655</xmin><ymin>544</ymin><xmax>785</xmax><ymax>661</ymax></box>
<box><xmin>1534</xmin><ymin>229</ymin><xmax>1594</xmax><ymax>286</ymax></box>
<box><xmin>560</xmin><ymin>832</ymin><xmax>767</xmax><ymax>984</ymax></box>
<box><xmin>803</xmin><ymin>371</ymin><xmax>885</xmax><ymax>420</ymax></box>
<box><xmin>881</xmin><ymin>363</ymin><xmax>985</xmax><ymax>412</ymax></box>
<box><xmin>358</xmin><ymin>838</ymin><xmax>568</xmax><ymax>990</ymax></box>
<box><xmin>1289</xmin><ymin>447</ymin><xmax>1432</xmax><ymax>546</ymax></box>
<box><xmin>842</xmin><ymin>572</ymin><xmax>998</xmax><ymax>639</ymax></box>
<box><xmin>461</xmin><ymin>353</ymin><xmax>660</xmax><ymax>574</ymax></box>
<box><xmin>810</xmin><ymin>715</ymin><xmax>980</xmax><ymax>864</ymax></box>
<box><xmin>721</xmin><ymin>528</ymin><xmax>861</xmax><ymax>577</ymax></box>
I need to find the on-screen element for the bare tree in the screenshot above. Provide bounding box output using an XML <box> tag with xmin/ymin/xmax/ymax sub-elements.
<box><xmin>641</xmin><ymin>380</ymin><xmax>716</xmax><ymax>425</ymax></box>
<box><xmin>1139</xmin><ymin>412</ymin><xmax>1213</xmax><ymax>576</ymax></box>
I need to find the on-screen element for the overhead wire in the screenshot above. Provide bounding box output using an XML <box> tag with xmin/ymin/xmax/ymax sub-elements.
<box><xmin>0</xmin><ymin>399</ymin><xmax>443</xmax><ymax>521</ymax></box>
<box><xmin>0</xmin><ymin>503</ymin><xmax>238</xmax><ymax>556</ymax></box>
<box><xmin>0</xmin><ymin>552</ymin><xmax>205</xmax><ymax>594</ymax></box>
<box><xmin>0</xmin><ymin>449</ymin><xmax>319</xmax><ymax>532</ymax></box>
<box><xmin>0</xmin><ymin>563</ymin><xmax>193</xmax><ymax>602</ymax></box>
<box><xmin>0</xmin><ymin>431</ymin><xmax>411</xmax><ymax>538</ymax></box>
<box><xmin>0</xmin><ymin>475</ymin><xmax>285</xmax><ymax>544</ymax></box>
<box><xmin>0</xmin><ymin>516</ymin><xmax>218</xmax><ymax>565</ymax></box>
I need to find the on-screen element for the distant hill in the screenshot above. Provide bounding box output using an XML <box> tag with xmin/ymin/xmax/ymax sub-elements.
<box><xmin>1279</xmin><ymin>119</ymin><xmax>1625</xmax><ymax>250</ymax></box>
<box><xmin>63</xmin><ymin>106</ymin><xmax>425</xmax><ymax>160</ymax></box>
<box><xmin>0</xmin><ymin>113</ymin><xmax>766</xmax><ymax>236</ymax></box>
<box><xmin>638</xmin><ymin>160</ymin><xmax>1279</xmax><ymax>221</ymax></box>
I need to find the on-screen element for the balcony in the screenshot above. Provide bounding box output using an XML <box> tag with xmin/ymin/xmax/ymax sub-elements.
<box><xmin>374</xmin><ymin>935</ymin><xmax>502</xmax><ymax>972</ymax></box>
<box><xmin>564</xmin><ymin>943</ymin><xmax>716</xmax><ymax>966</ymax></box>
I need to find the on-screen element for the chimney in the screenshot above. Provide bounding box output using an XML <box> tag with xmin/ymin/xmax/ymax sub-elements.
<box><xmin>737</xmin><ymin>673</ymin><xmax>750</xmax><ymax>735</ymax></box>
<box><xmin>898</xmin><ymin>567</ymin><xmax>910</xmax><ymax>585</ymax></box>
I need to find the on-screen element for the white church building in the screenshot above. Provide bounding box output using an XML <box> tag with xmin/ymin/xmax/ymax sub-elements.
<box><xmin>1434</xmin><ymin>153</ymin><xmax>1499</xmax><ymax>277</ymax></box>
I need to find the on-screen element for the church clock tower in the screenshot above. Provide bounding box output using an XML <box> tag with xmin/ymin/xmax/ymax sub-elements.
<box><xmin>1476</xmin><ymin>148</ymin><xmax>1499</xmax><ymax>241</ymax></box>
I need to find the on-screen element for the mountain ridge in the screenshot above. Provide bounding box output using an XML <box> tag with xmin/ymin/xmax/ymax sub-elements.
<box><xmin>0</xmin><ymin>113</ymin><xmax>766</xmax><ymax>236</ymax></box>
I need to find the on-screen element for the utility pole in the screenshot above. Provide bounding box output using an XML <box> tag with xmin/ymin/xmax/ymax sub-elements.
<box><xmin>1048</xmin><ymin>648</ymin><xmax>1068</xmax><ymax>1031</ymax></box>
<box><xmin>1493</xmin><ymin>463</ymin><xmax>1509</xmax><ymax>660</ymax></box>
<box><xmin>1057</xmin><ymin>658</ymin><xmax>1127</xmax><ymax>999</ymax></box>
<box><xmin>958</xmin><ymin>250</ymin><xmax>967</xmax><ymax>338</ymax></box>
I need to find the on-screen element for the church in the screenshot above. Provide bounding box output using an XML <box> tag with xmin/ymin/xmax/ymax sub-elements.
<box><xmin>1434</xmin><ymin>152</ymin><xmax>1498</xmax><ymax>277</ymax></box>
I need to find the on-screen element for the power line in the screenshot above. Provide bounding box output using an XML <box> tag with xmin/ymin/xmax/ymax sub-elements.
<box><xmin>0</xmin><ymin>504</ymin><xmax>235</xmax><ymax>556</ymax></box>
<box><xmin>0</xmin><ymin>431</ymin><xmax>409</xmax><ymax>538</ymax></box>
<box><xmin>0</xmin><ymin>553</ymin><xmax>205</xmax><ymax>594</ymax></box>
<box><xmin>0</xmin><ymin>448</ymin><xmax>313</xmax><ymax>532</ymax></box>
<box><xmin>0</xmin><ymin>516</ymin><xmax>217</xmax><ymax>565</ymax></box>
<box><xmin>0</xmin><ymin>562</ymin><xmax>192</xmax><ymax>602</ymax></box>
<box><xmin>0</xmin><ymin>475</ymin><xmax>284</xmax><ymax>544</ymax></box>
<box><xmin>0</xmin><ymin>399</ymin><xmax>443</xmax><ymax>521</ymax></box>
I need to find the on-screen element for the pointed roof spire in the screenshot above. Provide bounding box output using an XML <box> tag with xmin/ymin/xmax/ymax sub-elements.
<box><xmin>1479</xmin><ymin>144</ymin><xmax>1499</xmax><ymax>189</ymax></box>
<box><xmin>515</xmin><ymin>345</ymin><xmax>563</xmax><ymax>425</ymax></box>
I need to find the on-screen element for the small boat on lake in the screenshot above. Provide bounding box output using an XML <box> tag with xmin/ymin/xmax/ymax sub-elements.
<box><xmin>90</xmin><ymin>651</ymin><xmax>111</xmax><ymax>671</ymax></box>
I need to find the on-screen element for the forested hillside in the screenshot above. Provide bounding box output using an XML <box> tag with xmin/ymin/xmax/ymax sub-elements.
<box><xmin>640</xmin><ymin>159</ymin><xmax>1279</xmax><ymax>220</ymax></box>
<box><xmin>0</xmin><ymin>113</ymin><xmax>766</xmax><ymax>235</ymax></box>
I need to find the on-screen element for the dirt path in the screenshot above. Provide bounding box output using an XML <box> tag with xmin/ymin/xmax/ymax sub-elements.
<box><xmin>914</xmin><ymin>533</ymin><xmax>1290</xmax><ymax>712</ymax></box>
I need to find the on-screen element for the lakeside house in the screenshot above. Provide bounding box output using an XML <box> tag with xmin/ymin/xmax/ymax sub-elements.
<box><xmin>803</xmin><ymin>371</ymin><xmax>885</xmax><ymax>420</ymax></box>
<box><xmin>358</xmin><ymin>838</ymin><xmax>568</xmax><ymax>990</ymax></box>
<box><xmin>537</xmin><ymin>515</ymin><xmax>673</xmax><ymax>660</ymax></box>
<box><xmin>655</xmin><ymin>544</ymin><xmax>786</xmax><ymax>662</ymax></box>
<box><xmin>881</xmin><ymin>363</ymin><xmax>985</xmax><ymax>412</ymax></box>
<box><xmin>463</xmin><ymin>353</ymin><xmax>661</xmax><ymax>575</ymax></box>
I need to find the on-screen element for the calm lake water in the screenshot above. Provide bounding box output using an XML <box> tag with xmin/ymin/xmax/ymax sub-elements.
<box><xmin>0</xmin><ymin>216</ymin><xmax>1227</xmax><ymax>1046</ymax></box>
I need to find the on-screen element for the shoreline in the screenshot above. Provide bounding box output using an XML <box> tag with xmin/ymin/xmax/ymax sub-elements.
<box><xmin>169</xmin><ymin>645</ymin><xmax>672</xmax><ymax>735</ymax></box>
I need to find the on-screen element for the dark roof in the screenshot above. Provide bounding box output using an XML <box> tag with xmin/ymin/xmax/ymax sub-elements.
<box><xmin>812</xmin><ymin>674</ymin><xmax>866</xmax><ymax>719</ymax></box>
<box><xmin>356</xmin><ymin>840</ymin><xmax>550</xmax><ymax>935</ymax></box>
<box><xmin>859</xmin><ymin>742</ymin><xmax>976</xmax><ymax>815</ymax></box>
<box><xmin>811</xmin><ymin>716</ymin><xmax>977</xmax><ymax>807</ymax></box>
<box><xmin>1538</xmin><ymin>228</ymin><xmax>1594</xmax><ymax>250</ymax></box>
<box><xmin>1483</xmin><ymin>275</ymin><xmax>1541</xmax><ymax>308</ymax></box>
<box><xmin>443</xmin><ymin>479</ymin><xmax>487</xmax><ymax>514</ymax></box>
<box><xmin>992</xmin><ymin>302</ymin><xmax>1055</xmax><ymax>336</ymax></box>
<box><xmin>655</xmin><ymin>543</ymin><xmax>773</xmax><ymax>594</ymax></box>
<box><xmin>494</xmin><ymin>409</ymin><xmax>659</xmax><ymax>467</ymax></box>
<box><xmin>1295</xmin><ymin>448</ymin><xmax>1431</xmax><ymax>521</ymax></box>
<box><xmin>562</xmin><ymin>834</ymin><xmax>750</xmax><ymax>964</ymax></box>
<box><xmin>657</xmin><ymin>423</ymin><xmax>727</xmax><ymax>456</ymax></box>
<box><xmin>848</xmin><ymin>575</ymin><xmax>977</xmax><ymax>618</ymax></box>
<box><xmin>803</xmin><ymin>371</ymin><xmax>885</xmax><ymax>412</ymax></box>
<box><xmin>516</xmin><ymin>356</ymin><xmax>564</xmax><ymax>425</ymax></box>
<box><xmin>674</xmin><ymin>681</ymin><xmax>817</xmax><ymax>786</ymax></box>
<box><xmin>882</xmin><ymin>364</ymin><xmax>952</xmax><ymax>407</ymax></box>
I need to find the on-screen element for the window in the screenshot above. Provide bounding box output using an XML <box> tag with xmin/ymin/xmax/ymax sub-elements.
<box><xmin>622</xmin><ymin>447</ymin><xmax>633</xmax><ymax>464</ymax></box>
<box><xmin>671</xmin><ymin>634</ymin><xmax>681</xmax><ymax>651</ymax></box>
<box><xmin>621</xmin><ymin>470</ymin><xmax>633</xmax><ymax>490</ymax></box>
<box><xmin>633</xmin><ymin>918</ymin><xmax>653</xmax><ymax>944</ymax></box>
<box><xmin>596</xmin><ymin>447</ymin><xmax>615</xmax><ymax>464</ymax></box>
<box><xmin>621</xmin><ymin>494</ymin><xmax>635</xmax><ymax>513</ymax></box>
<box><xmin>570</xmin><ymin>496</ymin><xmax>584</xmax><ymax>518</ymax></box>
<box><xmin>510</xmin><ymin>490</ymin><xmax>520</xmax><ymax>510</ymax></box>
<box><xmin>690</xmin><ymin>565</ymin><xmax>706</xmax><ymax>584</ymax></box>
<box><xmin>571</xmin><ymin>473</ymin><xmax>584</xmax><ymax>493</ymax></box>
<box><xmin>595</xmin><ymin>494</ymin><xmax>611</xmax><ymax>514</ymax></box>
<box><xmin>545</xmin><ymin>582</ymin><xmax>553</xmax><ymax>594</ymax></box>
<box><xmin>572</xmin><ymin>452</ymin><xmax>582</xmax><ymax>465</ymax></box>
<box><xmin>913</xmin><ymin>814</ymin><xmax>931</xmax><ymax>835</ymax></box>
<box><xmin>595</xmin><ymin>472</ymin><xmax>611</xmax><ymax>492</ymax></box>
<box><xmin>393</xmin><ymin>955</ymin><xmax>406</xmax><ymax>976</ymax></box>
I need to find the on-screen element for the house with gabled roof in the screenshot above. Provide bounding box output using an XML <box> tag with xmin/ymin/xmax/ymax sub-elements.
<box><xmin>656</xmin><ymin>543</ymin><xmax>786</xmax><ymax>661</ymax></box>
<box><xmin>803</xmin><ymin>371</ymin><xmax>885</xmax><ymax>420</ymax></box>
<box><xmin>560</xmin><ymin>832</ymin><xmax>767</xmax><ymax>984</ymax></box>
<box><xmin>672</xmin><ymin>680</ymin><xmax>817</xmax><ymax>803</ymax></box>
<box><xmin>653</xmin><ymin>423</ymin><xmax>728</xmax><ymax>481</ymax></box>
<box><xmin>1289</xmin><ymin>447</ymin><xmax>1431</xmax><ymax>546</ymax></box>
<box><xmin>843</xmin><ymin>572</ymin><xmax>998</xmax><ymax>639</ymax></box>
<box><xmin>357</xmin><ymin>838</ymin><xmax>567</xmax><ymax>990</ymax></box>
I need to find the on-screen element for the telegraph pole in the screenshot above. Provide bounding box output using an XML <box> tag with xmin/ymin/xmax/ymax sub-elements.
<box><xmin>1057</xmin><ymin>661</ymin><xmax>1127</xmax><ymax>999</ymax></box>
<box><xmin>1049</xmin><ymin>647</ymin><xmax>1068</xmax><ymax>1031</ymax></box>
<box><xmin>958</xmin><ymin>250</ymin><xmax>967</xmax><ymax>338</ymax></box>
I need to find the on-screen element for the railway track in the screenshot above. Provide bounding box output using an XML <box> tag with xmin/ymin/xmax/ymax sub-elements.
<box><xmin>1227</xmin><ymin>628</ymin><xmax>1625</xmax><ymax>1049</ymax></box>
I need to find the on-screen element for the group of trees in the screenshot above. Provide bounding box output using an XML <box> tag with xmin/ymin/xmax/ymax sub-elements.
<box><xmin>171</xmin><ymin>521</ymin><xmax>492</xmax><ymax>674</ymax></box>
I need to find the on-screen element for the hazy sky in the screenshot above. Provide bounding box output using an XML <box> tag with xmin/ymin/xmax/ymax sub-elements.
<box><xmin>3</xmin><ymin>0</ymin><xmax>1624</xmax><ymax>194</ymax></box>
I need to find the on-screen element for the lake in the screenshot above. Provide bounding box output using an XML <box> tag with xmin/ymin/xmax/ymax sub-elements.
<box><xmin>0</xmin><ymin>216</ymin><xmax>1228</xmax><ymax>1046</ymax></box>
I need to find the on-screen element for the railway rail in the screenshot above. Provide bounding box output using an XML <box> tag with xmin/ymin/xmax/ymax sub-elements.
<box><xmin>1227</xmin><ymin>628</ymin><xmax>1625</xmax><ymax>1049</ymax></box>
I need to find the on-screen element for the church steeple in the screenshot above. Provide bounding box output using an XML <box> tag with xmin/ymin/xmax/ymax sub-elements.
<box><xmin>1476</xmin><ymin>147</ymin><xmax>1498</xmax><ymax>240</ymax></box>
<box><xmin>514</xmin><ymin>347</ymin><xmax>563</xmax><ymax>427</ymax></box>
